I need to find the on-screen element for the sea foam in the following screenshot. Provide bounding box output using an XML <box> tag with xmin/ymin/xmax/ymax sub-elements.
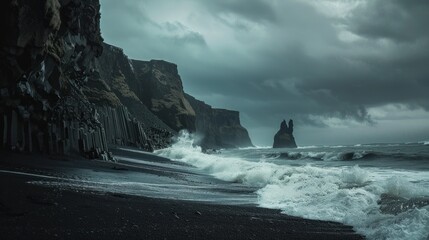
<box><xmin>156</xmin><ymin>131</ymin><xmax>429</xmax><ymax>240</ymax></box>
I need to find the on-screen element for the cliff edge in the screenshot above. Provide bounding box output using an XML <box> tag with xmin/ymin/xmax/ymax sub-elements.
<box><xmin>186</xmin><ymin>94</ymin><xmax>253</xmax><ymax>150</ymax></box>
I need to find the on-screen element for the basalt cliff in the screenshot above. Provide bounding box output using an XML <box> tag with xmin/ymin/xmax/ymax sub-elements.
<box><xmin>0</xmin><ymin>0</ymin><xmax>112</xmax><ymax>158</ymax></box>
<box><xmin>186</xmin><ymin>94</ymin><xmax>253</xmax><ymax>150</ymax></box>
<box><xmin>0</xmin><ymin>0</ymin><xmax>252</xmax><ymax>159</ymax></box>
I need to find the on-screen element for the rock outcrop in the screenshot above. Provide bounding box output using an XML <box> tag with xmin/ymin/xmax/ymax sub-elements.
<box><xmin>131</xmin><ymin>60</ymin><xmax>196</xmax><ymax>132</ymax></box>
<box><xmin>0</xmin><ymin>0</ymin><xmax>253</xmax><ymax>159</ymax></box>
<box><xmin>88</xmin><ymin>43</ymin><xmax>174</xmax><ymax>149</ymax></box>
<box><xmin>273</xmin><ymin>119</ymin><xmax>297</xmax><ymax>148</ymax></box>
<box><xmin>0</xmin><ymin>0</ymin><xmax>168</xmax><ymax>158</ymax></box>
<box><xmin>0</xmin><ymin>0</ymin><xmax>111</xmax><ymax>158</ymax></box>
<box><xmin>186</xmin><ymin>94</ymin><xmax>253</xmax><ymax>150</ymax></box>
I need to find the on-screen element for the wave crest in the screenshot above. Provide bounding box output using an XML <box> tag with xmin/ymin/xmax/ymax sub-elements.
<box><xmin>156</xmin><ymin>132</ymin><xmax>429</xmax><ymax>240</ymax></box>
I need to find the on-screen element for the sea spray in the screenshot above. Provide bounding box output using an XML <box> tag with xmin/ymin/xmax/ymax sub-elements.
<box><xmin>156</xmin><ymin>131</ymin><xmax>429</xmax><ymax>240</ymax></box>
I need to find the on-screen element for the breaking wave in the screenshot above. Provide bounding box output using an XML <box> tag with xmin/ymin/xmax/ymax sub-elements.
<box><xmin>156</xmin><ymin>132</ymin><xmax>429</xmax><ymax>240</ymax></box>
<box><xmin>264</xmin><ymin>150</ymin><xmax>429</xmax><ymax>162</ymax></box>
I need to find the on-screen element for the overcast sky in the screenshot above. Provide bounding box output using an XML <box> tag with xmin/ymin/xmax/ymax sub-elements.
<box><xmin>99</xmin><ymin>0</ymin><xmax>429</xmax><ymax>146</ymax></box>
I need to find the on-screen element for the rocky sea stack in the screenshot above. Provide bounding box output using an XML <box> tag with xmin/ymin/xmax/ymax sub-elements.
<box><xmin>273</xmin><ymin>119</ymin><xmax>297</xmax><ymax>148</ymax></box>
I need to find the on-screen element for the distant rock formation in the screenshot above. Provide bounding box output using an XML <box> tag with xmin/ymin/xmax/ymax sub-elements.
<box><xmin>186</xmin><ymin>94</ymin><xmax>253</xmax><ymax>150</ymax></box>
<box><xmin>273</xmin><ymin>119</ymin><xmax>297</xmax><ymax>148</ymax></box>
<box><xmin>131</xmin><ymin>60</ymin><xmax>196</xmax><ymax>132</ymax></box>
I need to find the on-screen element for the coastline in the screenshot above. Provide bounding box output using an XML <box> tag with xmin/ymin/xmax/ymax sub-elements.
<box><xmin>0</xmin><ymin>151</ymin><xmax>364</xmax><ymax>240</ymax></box>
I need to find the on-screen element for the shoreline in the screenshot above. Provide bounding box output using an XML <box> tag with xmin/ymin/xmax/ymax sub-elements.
<box><xmin>0</xmin><ymin>151</ymin><xmax>364</xmax><ymax>240</ymax></box>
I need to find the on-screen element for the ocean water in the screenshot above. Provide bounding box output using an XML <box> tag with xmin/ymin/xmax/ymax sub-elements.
<box><xmin>156</xmin><ymin>132</ymin><xmax>429</xmax><ymax>240</ymax></box>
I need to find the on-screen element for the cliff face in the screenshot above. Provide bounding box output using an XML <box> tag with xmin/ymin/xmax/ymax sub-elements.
<box><xmin>0</xmin><ymin>1</ymin><xmax>167</xmax><ymax>157</ymax></box>
<box><xmin>0</xmin><ymin>0</ymin><xmax>111</xmax><ymax>158</ymax></box>
<box><xmin>87</xmin><ymin>43</ymin><xmax>174</xmax><ymax>149</ymax></box>
<box><xmin>92</xmin><ymin>45</ymin><xmax>253</xmax><ymax>150</ymax></box>
<box><xmin>273</xmin><ymin>119</ymin><xmax>297</xmax><ymax>148</ymax></box>
<box><xmin>131</xmin><ymin>60</ymin><xmax>196</xmax><ymax>132</ymax></box>
<box><xmin>0</xmin><ymin>0</ymin><xmax>253</xmax><ymax>158</ymax></box>
<box><xmin>185</xmin><ymin>94</ymin><xmax>253</xmax><ymax>150</ymax></box>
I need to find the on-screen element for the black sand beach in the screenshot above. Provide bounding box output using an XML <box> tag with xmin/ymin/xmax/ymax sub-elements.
<box><xmin>0</xmin><ymin>151</ymin><xmax>364</xmax><ymax>240</ymax></box>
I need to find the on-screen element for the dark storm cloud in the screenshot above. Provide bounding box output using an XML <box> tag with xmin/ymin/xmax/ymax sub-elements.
<box><xmin>201</xmin><ymin>0</ymin><xmax>277</xmax><ymax>23</ymax></box>
<box><xmin>100</xmin><ymin>0</ymin><xmax>206</xmax><ymax>50</ymax></box>
<box><xmin>161</xmin><ymin>22</ymin><xmax>207</xmax><ymax>46</ymax></box>
<box><xmin>347</xmin><ymin>0</ymin><xmax>429</xmax><ymax>42</ymax></box>
<box><xmin>99</xmin><ymin>0</ymin><xmax>429</xmax><ymax>145</ymax></box>
<box><xmin>295</xmin><ymin>0</ymin><xmax>429</xmax><ymax>114</ymax></box>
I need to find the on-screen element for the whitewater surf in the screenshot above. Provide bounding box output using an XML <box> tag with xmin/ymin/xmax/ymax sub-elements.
<box><xmin>156</xmin><ymin>132</ymin><xmax>429</xmax><ymax>240</ymax></box>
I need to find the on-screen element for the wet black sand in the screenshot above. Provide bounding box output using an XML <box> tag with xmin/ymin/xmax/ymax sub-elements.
<box><xmin>0</xmin><ymin>151</ymin><xmax>364</xmax><ymax>240</ymax></box>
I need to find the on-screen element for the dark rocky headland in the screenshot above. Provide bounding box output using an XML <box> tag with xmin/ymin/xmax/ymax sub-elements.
<box><xmin>0</xmin><ymin>0</ymin><xmax>252</xmax><ymax>159</ymax></box>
